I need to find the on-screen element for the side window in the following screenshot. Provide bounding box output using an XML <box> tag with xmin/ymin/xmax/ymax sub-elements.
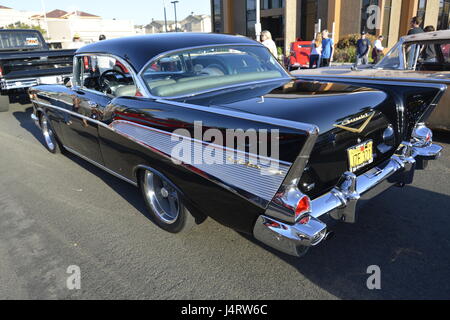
<box><xmin>75</xmin><ymin>55</ymin><xmax>138</xmax><ymax>97</ymax></box>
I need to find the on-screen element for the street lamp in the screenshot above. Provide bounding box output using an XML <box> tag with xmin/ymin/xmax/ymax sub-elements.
<box><xmin>163</xmin><ymin>0</ymin><xmax>168</xmax><ymax>32</ymax></box>
<box><xmin>171</xmin><ymin>0</ymin><xmax>179</xmax><ymax>32</ymax></box>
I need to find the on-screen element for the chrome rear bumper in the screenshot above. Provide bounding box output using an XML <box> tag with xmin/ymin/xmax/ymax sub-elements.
<box><xmin>253</xmin><ymin>139</ymin><xmax>442</xmax><ymax>257</ymax></box>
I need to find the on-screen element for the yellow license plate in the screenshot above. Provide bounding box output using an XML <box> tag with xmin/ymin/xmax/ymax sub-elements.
<box><xmin>347</xmin><ymin>141</ymin><xmax>374</xmax><ymax>173</ymax></box>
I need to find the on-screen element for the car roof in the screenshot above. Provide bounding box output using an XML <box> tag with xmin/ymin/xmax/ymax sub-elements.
<box><xmin>403</xmin><ymin>29</ymin><xmax>450</xmax><ymax>43</ymax></box>
<box><xmin>76</xmin><ymin>33</ymin><xmax>260</xmax><ymax>72</ymax></box>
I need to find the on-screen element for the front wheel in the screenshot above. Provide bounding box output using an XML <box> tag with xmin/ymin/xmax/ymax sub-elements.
<box><xmin>39</xmin><ymin>114</ymin><xmax>61</xmax><ymax>154</ymax></box>
<box><xmin>140</xmin><ymin>169</ymin><xmax>195</xmax><ymax>234</ymax></box>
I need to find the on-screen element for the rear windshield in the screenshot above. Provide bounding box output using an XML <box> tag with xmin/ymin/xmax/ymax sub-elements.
<box><xmin>0</xmin><ymin>31</ymin><xmax>44</xmax><ymax>50</ymax></box>
<box><xmin>141</xmin><ymin>45</ymin><xmax>288</xmax><ymax>98</ymax></box>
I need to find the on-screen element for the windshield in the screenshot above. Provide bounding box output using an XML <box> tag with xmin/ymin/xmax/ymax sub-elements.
<box><xmin>0</xmin><ymin>31</ymin><xmax>44</xmax><ymax>51</ymax></box>
<box><xmin>376</xmin><ymin>41</ymin><xmax>402</xmax><ymax>70</ymax></box>
<box><xmin>141</xmin><ymin>45</ymin><xmax>288</xmax><ymax>98</ymax></box>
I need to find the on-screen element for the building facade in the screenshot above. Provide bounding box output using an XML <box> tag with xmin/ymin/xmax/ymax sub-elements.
<box><xmin>145</xmin><ymin>15</ymin><xmax>212</xmax><ymax>34</ymax></box>
<box><xmin>31</xmin><ymin>10</ymin><xmax>135</xmax><ymax>46</ymax></box>
<box><xmin>211</xmin><ymin>0</ymin><xmax>450</xmax><ymax>53</ymax></box>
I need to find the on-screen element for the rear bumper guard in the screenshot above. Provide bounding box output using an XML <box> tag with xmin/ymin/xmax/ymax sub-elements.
<box><xmin>254</xmin><ymin>137</ymin><xmax>442</xmax><ymax>257</ymax></box>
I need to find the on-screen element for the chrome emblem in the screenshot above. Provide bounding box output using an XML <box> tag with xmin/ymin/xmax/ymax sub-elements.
<box><xmin>334</xmin><ymin>111</ymin><xmax>376</xmax><ymax>134</ymax></box>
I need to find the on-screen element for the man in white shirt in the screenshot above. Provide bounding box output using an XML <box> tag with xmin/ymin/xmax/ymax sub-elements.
<box><xmin>372</xmin><ymin>35</ymin><xmax>384</xmax><ymax>64</ymax></box>
<box><xmin>261</xmin><ymin>30</ymin><xmax>278</xmax><ymax>58</ymax></box>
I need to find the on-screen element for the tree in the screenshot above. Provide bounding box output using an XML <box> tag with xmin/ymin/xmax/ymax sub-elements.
<box><xmin>3</xmin><ymin>21</ymin><xmax>47</xmax><ymax>36</ymax></box>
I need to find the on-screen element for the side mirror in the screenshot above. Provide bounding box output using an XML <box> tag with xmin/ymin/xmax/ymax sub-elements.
<box><xmin>64</xmin><ymin>77</ymin><xmax>72</xmax><ymax>88</ymax></box>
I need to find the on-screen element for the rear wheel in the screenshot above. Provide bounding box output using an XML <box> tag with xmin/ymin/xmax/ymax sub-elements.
<box><xmin>140</xmin><ymin>169</ymin><xmax>195</xmax><ymax>234</ymax></box>
<box><xmin>39</xmin><ymin>114</ymin><xmax>61</xmax><ymax>154</ymax></box>
<box><xmin>0</xmin><ymin>92</ymin><xmax>9</xmax><ymax>112</ymax></box>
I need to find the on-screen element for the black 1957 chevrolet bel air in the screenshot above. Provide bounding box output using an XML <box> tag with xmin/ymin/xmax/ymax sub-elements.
<box><xmin>29</xmin><ymin>33</ymin><xmax>444</xmax><ymax>257</ymax></box>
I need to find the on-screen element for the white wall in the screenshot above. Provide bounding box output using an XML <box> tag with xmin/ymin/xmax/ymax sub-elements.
<box><xmin>46</xmin><ymin>17</ymin><xmax>136</xmax><ymax>43</ymax></box>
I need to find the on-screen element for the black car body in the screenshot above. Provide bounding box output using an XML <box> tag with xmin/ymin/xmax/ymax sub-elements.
<box><xmin>0</xmin><ymin>29</ymin><xmax>75</xmax><ymax>111</ymax></box>
<box><xmin>29</xmin><ymin>33</ymin><xmax>444</xmax><ymax>257</ymax></box>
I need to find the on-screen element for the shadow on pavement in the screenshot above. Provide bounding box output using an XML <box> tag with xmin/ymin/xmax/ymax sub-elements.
<box><xmin>12</xmin><ymin>106</ymin><xmax>49</xmax><ymax>150</ymax></box>
<box><xmin>240</xmin><ymin>185</ymin><xmax>450</xmax><ymax>300</ymax></box>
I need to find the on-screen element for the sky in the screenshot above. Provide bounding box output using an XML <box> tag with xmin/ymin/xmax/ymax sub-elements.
<box><xmin>2</xmin><ymin>0</ymin><xmax>211</xmax><ymax>25</ymax></box>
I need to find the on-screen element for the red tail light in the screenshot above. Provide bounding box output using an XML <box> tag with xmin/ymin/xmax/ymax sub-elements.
<box><xmin>295</xmin><ymin>196</ymin><xmax>311</xmax><ymax>222</ymax></box>
<box><xmin>135</xmin><ymin>90</ymin><xmax>143</xmax><ymax>97</ymax></box>
<box><xmin>0</xmin><ymin>65</ymin><xmax>3</xmax><ymax>77</ymax></box>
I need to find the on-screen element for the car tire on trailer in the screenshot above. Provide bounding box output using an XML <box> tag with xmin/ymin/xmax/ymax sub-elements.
<box><xmin>0</xmin><ymin>92</ymin><xmax>9</xmax><ymax>112</ymax></box>
<box><xmin>140</xmin><ymin>169</ymin><xmax>195</xmax><ymax>234</ymax></box>
<box><xmin>39</xmin><ymin>113</ymin><xmax>62</xmax><ymax>154</ymax></box>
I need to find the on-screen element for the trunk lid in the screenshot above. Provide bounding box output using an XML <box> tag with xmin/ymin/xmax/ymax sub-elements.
<box><xmin>182</xmin><ymin>79</ymin><xmax>443</xmax><ymax>199</ymax></box>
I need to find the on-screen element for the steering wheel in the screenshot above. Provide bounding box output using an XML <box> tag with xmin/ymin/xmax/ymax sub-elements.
<box><xmin>98</xmin><ymin>69</ymin><xmax>127</xmax><ymax>93</ymax></box>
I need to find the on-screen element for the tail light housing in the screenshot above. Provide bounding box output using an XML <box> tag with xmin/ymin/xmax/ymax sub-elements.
<box><xmin>0</xmin><ymin>65</ymin><xmax>3</xmax><ymax>77</ymax></box>
<box><xmin>295</xmin><ymin>195</ymin><xmax>312</xmax><ymax>223</ymax></box>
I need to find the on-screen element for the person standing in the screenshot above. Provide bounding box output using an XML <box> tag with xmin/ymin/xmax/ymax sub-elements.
<box><xmin>372</xmin><ymin>35</ymin><xmax>384</xmax><ymax>64</ymax></box>
<box><xmin>354</xmin><ymin>32</ymin><xmax>371</xmax><ymax>69</ymax></box>
<box><xmin>421</xmin><ymin>25</ymin><xmax>437</xmax><ymax>62</ymax></box>
<box><xmin>310</xmin><ymin>33</ymin><xmax>322</xmax><ymax>69</ymax></box>
<box><xmin>321</xmin><ymin>30</ymin><xmax>334</xmax><ymax>67</ymax></box>
<box><xmin>68</xmin><ymin>34</ymin><xmax>84</xmax><ymax>49</ymax></box>
<box><xmin>261</xmin><ymin>30</ymin><xmax>278</xmax><ymax>58</ymax></box>
<box><xmin>408</xmin><ymin>16</ymin><xmax>424</xmax><ymax>35</ymax></box>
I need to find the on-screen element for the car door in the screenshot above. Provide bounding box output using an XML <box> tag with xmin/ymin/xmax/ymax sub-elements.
<box><xmin>59</xmin><ymin>54</ymin><xmax>129</xmax><ymax>164</ymax></box>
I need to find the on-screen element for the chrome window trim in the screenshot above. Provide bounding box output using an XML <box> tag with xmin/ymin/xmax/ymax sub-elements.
<box><xmin>138</xmin><ymin>43</ymin><xmax>292</xmax><ymax>100</ymax></box>
<box><xmin>72</xmin><ymin>53</ymin><xmax>149</xmax><ymax>98</ymax></box>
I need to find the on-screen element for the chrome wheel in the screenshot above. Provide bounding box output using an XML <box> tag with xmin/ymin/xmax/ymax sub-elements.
<box><xmin>143</xmin><ymin>171</ymin><xmax>180</xmax><ymax>224</ymax></box>
<box><xmin>41</xmin><ymin>116</ymin><xmax>56</xmax><ymax>151</ymax></box>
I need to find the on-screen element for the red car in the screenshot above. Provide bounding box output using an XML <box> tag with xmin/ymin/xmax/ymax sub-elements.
<box><xmin>288</xmin><ymin>39</ymin><xmax>312</xmax><ymax>70</ymax></box>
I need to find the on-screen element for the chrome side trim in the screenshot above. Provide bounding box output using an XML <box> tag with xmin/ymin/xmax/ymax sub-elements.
<box><xmin>111</xmin><ymin>120</ymin><xmax>291</xmax><ymax>206</ymax></box>
<box><xmin>63</xmin><ymin>146</ymin><xmax>138</xmax><ymax>187</ymax></box>
<box><xmin>31</xmin><ymin>99</ymin><xmax>109</xmax><ymax>128</ymax></box>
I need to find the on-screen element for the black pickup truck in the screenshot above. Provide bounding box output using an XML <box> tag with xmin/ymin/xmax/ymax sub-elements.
<box><xmin>0</xmin><ymin>29</ymin><xmax>75</xmax><ymax>112</ymax></box>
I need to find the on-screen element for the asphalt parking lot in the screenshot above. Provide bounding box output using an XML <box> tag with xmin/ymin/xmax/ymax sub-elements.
<box><xmin>1</xmin><ymin>99</ymin><xmax>450</xmax><ymax>300</ymax></box>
